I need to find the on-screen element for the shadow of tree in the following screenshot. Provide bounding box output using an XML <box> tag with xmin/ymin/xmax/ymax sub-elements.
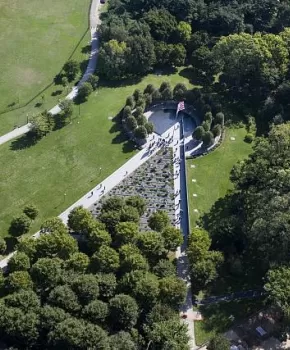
<box><xmin>10</xmin><ymin>133</ymin><xmax>38</xmax><ymax>151</ymax></box>
<box><xmin>82</xmin><ymin>45</ymin><xmax>91</xmax><ymax>54</ymax></box>
<box><xmin>99</xmin><ymin>76</ymin><xmax>142</xmax><ymax>89</ymax></box>
<box><xmin>179</xmin><ymin>67</ymin><xmax>210</xmax><ymax>88</ymax></box>
<box><xmin>4</xmin><ymin>237</ymin><xmax>18</xmax><ymax>255</ymax></box>
<box><xmin>51</xmin><ymin>90</ymin><xmax>63</xmax><ymax>97</ymax></box>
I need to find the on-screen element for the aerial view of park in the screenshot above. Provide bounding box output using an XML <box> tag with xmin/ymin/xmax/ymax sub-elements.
<box><xmin>1</xmin><ymin>0</ymin><xmax>290</xmax><ymax>349</ymax></box>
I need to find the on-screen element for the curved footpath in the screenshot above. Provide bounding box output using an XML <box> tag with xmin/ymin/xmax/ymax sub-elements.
<box><xmin>0</xmin><ymin>0</ymin><xmax>101</xmax><ymax>146</ymax></box>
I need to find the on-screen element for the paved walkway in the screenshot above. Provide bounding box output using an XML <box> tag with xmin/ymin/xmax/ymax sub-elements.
<box><xmin>0</xmin><ymin>0</ymin><xmax>101</xmax><ymax>146</ymax></box>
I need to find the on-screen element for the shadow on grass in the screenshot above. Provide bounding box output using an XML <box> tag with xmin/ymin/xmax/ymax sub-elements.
<box><xmin>4</xmin><ymin>237</ymin><xmax>18</xmax><ymax>255</ymax></box>
<box><xmin>51</xmin><ymin>90</ymin><xmax>63</xmax><ymax>97</ymax></box>
<box><xmin>10</xmin><ymin>133</ymin><xmax>37</xmax><ymax>151</ymax></box>
<box><xmin>99</xmin><ymin>76</ymin><xmax>143</xmax><ymax>89</ymax></box>
<box><xmin>82</xmin><ymin>45</ymin><xmax>91</xmax><ymax>54</ymax></box>
<box><xmin>109</xmin><ymin>113</ymin><xmax>137</xmax><ymax>153</ymax></box>
<box><xmin>179</xmin><ymin>67</ymin><xmax>210</xmax><ymax>88</ymax></box>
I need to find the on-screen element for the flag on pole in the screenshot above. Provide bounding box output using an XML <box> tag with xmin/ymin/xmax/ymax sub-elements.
<box><xmin>177</xmin><ymin>101</ymin><xmax>185</xmax><ymax>114</ymax></box>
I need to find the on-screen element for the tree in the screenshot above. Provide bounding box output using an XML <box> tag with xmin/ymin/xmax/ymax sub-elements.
<box><xmin>40</xmin><ymin>305</ymin><xmax>68</xmax><ymax>332</ymax></box>
<box><xmin>40</xmin><ymin>217</ymin><xmax>68</xmax><ymax>234</ymax></box>
<box><xmin>30</xmin><ymin>257</ymin><xmax>63</xmax><ymax>291</ymax></box>
<box><xmin>109</xmin><ymin>331</ymin><xmax>136</xmax><ymax>350</ymax></box>
<box><xmin>148</xmin><ymin>210</ymin><xmax>170</xmax><ymax>232</ymax></box>
<box><xmin>9</xmin><ymin>214</ymin><xmax>31</xmax><ymax>237</ymax></box>
<box><xmin>187</xmin><ymin>228</ymin><xmax>211</xmax><ymax>264</ymax></box>
<box><xmin>7</xmin><ymin>252</ymin><xmax>30</xmax><ymax>272</ymax></box>
<box><xmin>207</xmin><ymin>335</ymin><xmax>230</xmax><ymax>350</ymax></box>
<box><xmin>125</xmin><ymin>196</ymin><xmax>146</xmax><ymax>216</ymax></box>
<box><xmin>123</xmin><ymin>106</ymin><xmax>132</xmax><ymax>119</ymax></box>
<box><xmin>63</xmin><ymin>59</ymin><xmax>80</xmax><ymax>81</ymax></box>
<box><xmin>137</xmin><ymin>231</ymin><xmax>165</xmax><ymax>262</ymax></box>
<box><xmin>126</xmin><ymin>96</ymin><xmax>135</xmax><ymax>108</ymax></box>
<box><xmin>6</xmin><ymin>270</ymin><xmax>33</xmax><ymax>293</ymax></box>
<box><xmin>23</xmin><ymin>204</ymin><xmax>39</xmax><ymax>220</ymax></box>
<box><xmin>144</xmin><ymin>84</ymin><xmax>155</xmax><ymax>95</ymax></box>
<box><xmin>109</xmin><ymin>294</ymin><xmax>138</xmax><ymax>330</ymax></box>
<box><xmin>265</xmin><ymin>267</ymin><xmax>290</xmax><ymax>313</ymax></box>
<box><xmin>201</xmin><ymin>121</ymin><xmax>210</xmax><ymax>132</ymax></box>
<box><xmin>161</xmin><ymin>87</ymin><xmax>173</xmax><ymax>101</ymax></box>
<box><xmin>212</xmin><ymin>124</ymin><xmax>222</xmax><ymax>137</ymax></box>
<box><xmin>29</xmin><ymin>112</ymin><xmax>53</xmax><ymax>139</ymax></box>
<box><xmin>202</xmin><ymin>131</ymin><xmax>215</xmax><ymax>147</ymax></box>
<box><xmin>159</xmin><ymin>276</ymin><xmax>187</xmax><ymax>309</ymax></box>
<box><xmin>91</xmin><ymin>246</ymin><xmax>120</xmax><ymax>273</ymax></box>
<box><xmin>143</xmin><ymin>9</ymin><xmax>177</xmax><ymax>42</ymax></box>
<box><xmin>4</xmin><ymin>290</ymin><xmax>40</xmax><ymax>313</ymax></box>
<box><xmin>87</xmin><ymin>228</ymin><xmax>112</xmax><ymax>252</ymax></box>
<box><xmin>132</xmin><ymin>272</ymin><xmax>160</xmax><ymax>308</ymax></box>
<box><xmin>16</xmin><ymin>237</ymin><xmax>37</xmax><ymax>260</ymax></box>
<box><xmin>145</xmin><ymin>122</ymin><xmax>154</xmax><ymax>134</ymax></box>
<box><xmin>48</xmin><ymin>317</ymin><xmax>109</xmax><ymax>349</ymax></box>
<box><xmin>134</xmin><ymin>126</ymin><xmax>148</xmax><ymax>140</ymax></box>
<box><xmin>82</xmin><ymin>300</ymin><xmax>108</xmax><ymax>324</ymax></box>
<box><xmin>65</xmin><ymin>252</ymin><xmax>89</xmax><ymax>273</ymax></box>
<box><xmin>0</xmin><ymin>306</ymin><xmax>40</xmax><ymax>347</ymax></box>
<box><xmin>120</xmin><ymin>205</ymin><xmax>140</xmax><ymax>223</ymax></box>
<box><xmin>215</xmin><ymin>112</ymin><xmax>224</xmax><ymax>125</ymax></box>
<box><xmin>77</xmin><ymin>82</ymin><xmax>93</xmax><ymax>101</ymax></box>
<box><xmin>59</xmin><ymin>99</ymin><xmax>73</xmax><ymax>120</ymax></box>
<box><xmin>101</xmin><ymin>196</ymin><xmax>125</xmax><ymax>213</ymax></box>
<box><xmin>119</xmin><ymin>244</ymin><xmax>149</xmax><ymax>273</ymax></box>
<box><xmin>136</xmin><ymin>114</ymin><xmax>147</xmax><ymax>126</ymax></box>
<box><xmin>61</xmin><ymin>76</ymin><xmax>69</xmax><ymax>89</ymax></box>
<box><xmin>0</xmin><ymin>238</ymin><xmax>6</xmax><ymax>254</ymax></box>
<box><xmin>35</xmin><ymin>231</ymin><xmax>78</xmax><ymax>260</ymax></box>
<box><xmin>99</xmin><ymin>210</ymin><xmax>121</xmax><ymax>234</ymax></box>
<box><xmin>177</xmin><ymin>21</ymin><xmax>192</xmax><ymax>44</ymax></box>
<box><xmin>146</xmin><ymin>303</ymin><xmax>176</xmax><ymax>325</ymax></box>
<box><xmin>146</xmin><ymin>318</ymin><xmax>189</xmax><ymax>349</ymax></box>
<box><xmin>161</xmin><ymin>226</ymin><xmax>183</xmax><ymax>251</ymax></box>
<box><xmin>48</xmin><ymin>285</ymin><xmax>80</xmax><ymax>313</ymax></box>
<box><xmin>153</xmin><ymin>259</ymin><xmax>176</xmax><ymax>278</ymax></box>
<box><xmin>173</xmin><ymin>83</ymin><xmax>187</xmax><ymax>101</ymax></box>
<box><xmin>204</xmin><ymin>112</ymin><xmax>213</xmax><ymax>124</ymax></box>
<box><xmin>70</xmin><ymin>274</ymin><xmax>99</xmax><ymax>304</ymax></box>
<box><xmin>87</xmin><ymin>74</ymin><xmax>99</xmax><ymax>90</ymax></box>
<box><xmin>193</xmin><ymin>126</ymin><xmax>205</xmax><ymax>141</ymax></box>
<box><xmin>68</xmin><ymin>206</ymin><xmax>94</xmax><ymax>233</ymax></box>
<box><xmin>126</xmin><ymin>116</ymin><xmax>138</xmax><ymax>131</ymax></box>
<box><xmin>96</xmin><ymin>273</ymin><xmax>117</xmax><ymax>300</ymax></box>
<box><xmin>115</xmin><ymin>222</ymin><xmax>139</xmax><ymax>246</ymax></box>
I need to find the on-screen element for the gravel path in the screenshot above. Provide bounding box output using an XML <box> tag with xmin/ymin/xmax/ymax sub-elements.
<box><xmin>0</xmin><ymin>0</ymin><xmax>101</xmax><ymax>146</ymax></box>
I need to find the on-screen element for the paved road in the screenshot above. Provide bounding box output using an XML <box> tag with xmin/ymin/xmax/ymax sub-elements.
<box><xmin>0</xmin><ymin>0</ymin><xmax>101</xmax><ymax>146</ymax></box>
<box><xmin>197</xmin><ymin>290</ymin><xmax>265</xmax><ymax>305</ymax></box>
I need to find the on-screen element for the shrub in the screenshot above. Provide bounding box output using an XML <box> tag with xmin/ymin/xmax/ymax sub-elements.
<box><xmin>126</xmin><ymin>116</ymin><xmax>138</xmax><ymax>131</ymax></box>
<box><xmin>0</xmin><ymin>238</ymin><xmax>6</xmax><ymax>255</ymax></box>
<box><xmin>215</xmin><ymin>112</ymin><xmax>225</xmax><ymax>125</ymax></box>
<box><xmin>123</xmin><ymin>106</ymin><xmax>132</xmax><ymax>120</ymax></box>
<box><xmin>192</xmin><ymin>126</ymin><xmax>205</xmax><ymax>140</ymax></box>
<box><xmin>9</xmin><ymin>215</ymin><xmax>31</xmax><ymax>237</ymax></box>
<box><xmin>202</xmin><ymin>131</ymin><xmax>214</xmax><ymax>147</ymax></box>
<box><xmin>134</xmin><ymin>126</ymin><xmax>148</xmax><ymax>140</ymax></box>
<box><xmin>23</xmin><ymin>204</ymin><xmax>39</xmax><ymax>220</ymax></box>
<box><xmin>78</xmin><ymin>82</ymin><xmax>93</xmax><ymax>101</ymax></box>
<box><xmin>212</xmin><ymin>124</ymin><xmax>222</xmax><ymax>137</ymax></box>
<box><xmin>244</xmin><ymin>133</ymin><xmax>254</xmax><ymax>143</ymax></box>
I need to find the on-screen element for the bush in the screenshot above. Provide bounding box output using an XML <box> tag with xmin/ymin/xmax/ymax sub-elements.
<box><xmin>126</xmin><ymin>96</ymin><xmax>135</xmax><ymax>108</ymax></box>
<box><xmin>244</xmin><ymin>133</ymin><xmax>254</xmax><ymax>143</ymax></box>
<box><xmin>201</xmin><ymin>121</ymin><xmax>210</xmax><ymax>132</ymax></box>
<box><xmin>123</xmin><ymin>106</ymin><xmax>132</xmax><ymax>120</ymax></box>
<box><xmin>215</xmin><ymin>112</ymin><xmax>225</xmax><ymax>125</ymax></box>
<box><xmin>87</xmin><ymin>75</ymin><xmax>99</xmax><ymax>90</ymax></box>
<box><xmin>145</xmin><ymin>122</ymin><xmax>154</xmax><ymax>134</ymax></box>
<box><xmin>9</xmin><ymin>215</ymin><xmax>31</xmax><ymax>237</ymax></box>
<box><xmin>134</xmin><ymin>126</ymin><xmax>148</xmax><ymax>140</ymax></box>
<box><xmin>23</xmin><ymin>204</ymin><xmax>39</xmax><ymax>220</ymax></box>
<box><xmin>192</xmin><ymin>126</ymin><xmax>205</xmax><ymax>140</ymax></box>
<box><xmin>78</xmin><ymin>82</ymin><xmax>93</xmax><ymax>101</ymax></box>
<box><xmin>126</xmin><ymin>116</ymin><xmax>138</xmax><ymax>131</ymax></box>
<box><xmin>212</xmin><ymin>124</ymin><xmax>222</xmax><ymax>137</ymax></box>
<box><xmin>0</xmin><ymin>238</ymin><xmax>6</xmax><ymax>255</ymax></box>
<box><xmin>202</xmin><ymin>131</ymin><xmax>214</xmax><ymax>147</ymax></box>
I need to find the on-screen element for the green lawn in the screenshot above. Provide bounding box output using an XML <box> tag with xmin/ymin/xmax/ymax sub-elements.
<box><xmin>0</xmin><ymin>0</ymin><xmax>91</xmax><ymax>134</ymax></box>
<box><xmin>186</xmin><ymin>127</ymin><xmax>252</xmax><ymax>229</ymax></box>
<box><xmin>0</xmin><ymin>70</ymin><xmax>194</xmax><ymax>239</ymax></box>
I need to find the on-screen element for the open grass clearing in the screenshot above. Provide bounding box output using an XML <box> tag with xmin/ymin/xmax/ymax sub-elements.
<box><xmin>0</xmin><ymin>70</ymin><xmax>195</xmax><ymax>241</ymax></box>
<box><xmin>0</xmin><ymin>0</ymin><xmax>91</xmax><ymax>134</ymax></box>
<box><xmin>186</xmin><ymin>127</ymin><xmax>252</xmax><ymax>229</ymax></box>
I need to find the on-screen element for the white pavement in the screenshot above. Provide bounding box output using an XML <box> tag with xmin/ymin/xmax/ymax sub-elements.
<box><xmin>0</xmin><ymin>0</ymin><xmax>101</xmax><ymax>146</ymax></box>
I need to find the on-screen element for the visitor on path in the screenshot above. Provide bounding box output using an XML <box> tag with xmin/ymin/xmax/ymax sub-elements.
<box><xmin>91</xmin><ymin>191</ymin><xmax>93</xmax><ymax>197</ymax></box>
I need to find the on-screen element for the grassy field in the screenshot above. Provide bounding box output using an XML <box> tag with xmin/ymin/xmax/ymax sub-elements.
<box><xmin>194</xmin><ymin>298</ymin><xmax>265</xmax><ymax>345</ymax></box>
<box><xmin>0</xmin><ymin>0</ymin><xmax>91</xmax><ymax>134</ymax></box>
<box><xmin>186</xmin><ymin>127</ymin><xmax>252</xmax><ymax>229</ymax></box>
<box><xmin>0</xmin><ymin>70</ymin><xmax>195</xmax><ymax>239</ymax></box>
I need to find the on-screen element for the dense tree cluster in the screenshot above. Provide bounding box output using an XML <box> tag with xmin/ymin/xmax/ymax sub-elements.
<box><xmin>0</xmin><ymin>196</ymin><xmax>188</xmax><ymax>349</ymax></box>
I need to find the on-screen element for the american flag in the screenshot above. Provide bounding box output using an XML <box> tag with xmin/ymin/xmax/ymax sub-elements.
<box><xmin>177</xmin><ymin>101</ymin><xmax>185</xmax><ymax>114</ymax></box>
